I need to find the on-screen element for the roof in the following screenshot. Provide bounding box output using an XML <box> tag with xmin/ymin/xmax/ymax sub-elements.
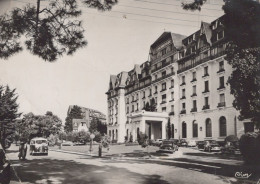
<box><xmin>150</xmin><ymin>32</ymin><xmax>186</xmax><ymax>49</ymax></box>
<box><xmin>201</xmin><ymin>21</ymin><xmax>212</xmax><ymax>45</ymax></box>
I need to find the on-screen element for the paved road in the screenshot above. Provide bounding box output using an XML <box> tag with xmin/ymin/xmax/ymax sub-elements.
<box><xmin>6</xmin><ymin>145</ymin><xmax>259</xmax><ymax>184</ymax></box>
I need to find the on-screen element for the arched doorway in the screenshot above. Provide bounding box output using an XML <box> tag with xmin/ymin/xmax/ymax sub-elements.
<box><xmin>193</xmin><ymin>120</ymin><xmax>198</xmax><ymax>138</ymax></box>
<box><xmin>219</xmin><ymin>116</ymin><xmax>227</xmax><ymax>137</ymax></box>
<box><xmin>205</xmin><ymin>118</ymin><xmax>212</xmax><ymax>137</ymax></box>
<box><xmin>182</xmin><ymin>122</ymin><xmax>187</xmax><ymax>138</ymax></box>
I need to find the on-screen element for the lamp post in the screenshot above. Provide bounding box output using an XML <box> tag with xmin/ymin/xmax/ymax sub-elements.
<box><xmin>89</xmin><ymin>134</ymin><xmax>95</xmax><ymax>155</ymax></box>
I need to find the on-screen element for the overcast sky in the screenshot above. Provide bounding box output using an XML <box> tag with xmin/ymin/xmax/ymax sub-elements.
<box><xmin>0</xmin><ymin>0</ymin><xmax>224</xmax><ymax>122</ymax></box>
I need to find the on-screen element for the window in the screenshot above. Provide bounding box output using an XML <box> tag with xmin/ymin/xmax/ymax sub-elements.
<box><xmin>149</xmin><ymin>88</ymin><xmax>152</xmax><ymax>96</ymax></box>
<box><xmin>193</xmin><ymin>100</ymin><xmax>197</xmax><ymax>109</ymax></box>
<box><xmin>132</xmin><ymin>105</ymin><xmax>134</xmax><ymax>112</ymax></box>
<box><xmin>193</xmin><ymin>121</ymin><xmax>198</xmax><ymax>138</ymax></box>
<box><xmin>182</xmin><ymin>88</ymin><xmax>185</xmax><ymax>98</ymax></box>
<box><xmin>143</xmin><ymin>101</ymin><xmax>145</xmax><ymax>108</ymax></box>
<box><xmin>162</xmin><ymin>82</ymin><xmax>166</xmax><ymax>91</ymax></box>
<box><xmin>219</xmin><ymin>76</ymin><xmax>225</xmax><ymax>89</ymax></box>
<box><xmin>217</xmin><ymin>30</ymin><xmax>224</xmax><ymax>40</ymax></box>
<box><xmin>171</xmin><ymin>67</ymin><xmax>174</xmax><ymax>73</ymax></box>
<box><xmin>204</xmin><ymin>66</ymin><xmax>209</xmax><ymax>76</ymax></box>
<box><xmin>155</xmin><ymin>97</ymin><xmax>157</xmax><ymax>103</ymax></box>
<box><xmin>220</xmin><ymin>93</ymin><xmax>225</xmax><ymax>103</ymax></box>
<box><xmin>162</xmin><ymin>94</ymin><xmax>166</xmax><ymax>103</ymax></box>
<box><xmin>136</xmin><ymin>94</ymin><xmax>139</xmax><ymax>100</ymax></box>
<box><xmin>136</xmin><ymin>103</ymin><xmax>139</xmax><ymax>111</ymax></box>
<box><xmin>219</xmin><ymin>61</ymin><xmax>224</xmax><ymax>71</ymax></box>
<box><xmin>204</xmin><ymin>81</ymin><xmax>209</xmax><ymax>92</ymax></box>
<box><xmin>127</xmin><ymin>98</ymin><xmax>129</xmax><ymax>104</ymax></box>
<box><xmin>182</xmin><ymin>122</ymin><xmax>187</xmax><ymax>138</ymax></box>
<box><xmin>192</xmin><ymin>71</ymin><xmax>196</xmax><ymax>81</ymax></box>
<box><xmin>182</xmin><ymin>103</ymin><xmax>186</xmax><ymax>110</ymax></box>
<box><xmin>171</xmin><ymin>92</ymin><xmax>174</xmax><ymax>100</ymax></box>
<box><xmin>206</xmin><ymin>118</ymin><xmax>212</xmax><ymax>137</ymax></box>
<box><xmin>127</xmin><ymin>106</ymin><xmax>129</xmax><ymax>113</ymax></box>
<box><xmin>162</xmin><ymin>48</ymin><xmax>166</xmax><ymax>55</ymax></box>
<box><xmin>205</xmin><ymin>97</ymin><xmax>209</xmax><ymax>106</ymax></box>
<box><xmin>162</xmin><ymin>107</ymin><xmax>166</xmax><ymax>112</ymax></box>
<box><xmin>192</xmin><ymin>85</ymin><xmax>196</xmax><ymax>95</ymax></box>
<box><xmin>162</xmin><ymin>71</ymin><xmax>166</xmax><ymax>77</ymax></box>
<box><xmin>155</xmin><ymin>75</ymin><xmax>158</xmax><ymax>80</ymax></box>
<box><xmin>171</xmin><ymin>105</ymin><xmax>174</xmax><ymax>112</ymax></box>
<box><xmin>219</xmin><ymin>116</ymin><xmax>227</xmax><ymax>137</ymax></box>
<box><xmin>154</xmin><ymin>86</ymin><xmax>158</xmax><ymax>93</ymax></box>
<box><xmin>81</xmin><ymin>122</ymin><xmax>84</xmax><ymax>126</ymax></box>
<box><xmin>171</xmin><ymin>79</ymin><xmax>174</xmax><ymax>87</ymax></box>
<box><xmin>191</xmin><ymin>45</ymin><xmax>196</xmax><ymax>53</ymax></box>
<box><xmin>132</xmin><ymin>96</ymin><xmax>134</xmax><ymax>102</ymax></box>
<box><xmin>181</xmin><ymin>76</ymin><xmax>185</xmax><ymax>84</ymax></box>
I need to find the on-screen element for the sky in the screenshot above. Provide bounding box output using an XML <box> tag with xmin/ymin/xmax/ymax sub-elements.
<box><xmin>0</xmin><ymin>0</ymin><xmax>224</xmax><ymax>122</ymax></box>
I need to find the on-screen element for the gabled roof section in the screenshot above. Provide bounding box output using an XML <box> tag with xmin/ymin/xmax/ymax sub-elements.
<box><xmin>117</xmin><ymin>71</ymin><xmax>129</xmax><ymax>87</ymax></box>
<box><xmin>134</xmin><ymin>64</ymin><xmax>141</xmax><ymax>76</ymax></box>
<box><xmin>201</xmin><ymin>21</ymin><xmax>212</xmax><ymax>45</ymax></box>
<box><xmin>150</xmin><ymin>32</ymin><xmax>186</xmax><ymax>49</ymax></box>
<box><xmin>108</xmin><ymin>75</ymin><xmax>117</xmax><ymax>91</ymax></box>
<box><xmin>171</xmin><ymin>33</ymin><xmax>186</xmax><ymax>48</ymax></box>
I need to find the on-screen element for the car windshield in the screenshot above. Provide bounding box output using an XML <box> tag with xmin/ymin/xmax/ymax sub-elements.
<box><xmin>36</xmin><ymin>140</ymin><xmax>47</xmax><ymax>144</ymax></box>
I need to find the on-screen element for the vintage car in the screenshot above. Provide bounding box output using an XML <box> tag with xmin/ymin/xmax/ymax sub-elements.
<box><xmin>179</xmin><ymin>139</ymin><xmax>188</xmax><ymax>147</ymax></box>
<box><xmin>204</xmin><ymin>140</ymin><xmax>221</xmax><ymax>152</ymax></box>
<box><xmin>162</xmin><ymin>140</ymin><xmax>178</xmax><ymax>151</ymax></box>
<box><xmin>30</xmin><ymin>137</ymin><xmax>48</xmax><ymax>156</ymax></box>
<box><xmin>187</xmin><ymin>140</ymin><xmax>197</xmax><ymax>147</ymax></box>
<box><xmin>157</xmin><ymin>145</ymin><xmax>175</xmax><ymax>154</ymax></box>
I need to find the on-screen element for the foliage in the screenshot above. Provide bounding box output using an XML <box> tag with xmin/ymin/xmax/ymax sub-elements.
<box><xmin>143</xmin><ymin>98</ymin><xmax>156</xmax><ymax>112</ymax></box>
<box><xmin>0</xmin><ymin>85</ymin><xmax>21</xmax><ymax>148</ymax></box>
<box><xmin>0</xmin><ymin>0</ymin><xmax>87</xmax><ymax>61</ymax></box>
<box><xmin>82</xmin><ymin>0</ymin><xmax>118</xmax><ymax>11</ymax></box>
<box><xmin>89</xmin><ymin>117</ymin><xmax>107</xmax><ymax>135</ymax></box>
<box><xmin>138</xmin><ymin>131</ymin><xmax>148</xmax><ymax>148</ymax></box>
<box><xmin>64</xmin><ymin>105</ymin><xmax>82</xmax><ymax>132</ymax></box>
<box><xmin>18</xmin><ymin>111</ymin><xmax>62</xmax><ymax>141</ymax></box>
<box><xmin>182</xmin><ymin>0</ymin><xmax>260</xmax><ymax>128</ymax></box>
<box><xmin>101</xmin><ymin>135</ymin><xmax>110</xmax><ymax>148</ymax></box>
<box><xmin>239</xmin><ymin>132</ymin><xmax>260</xmax><ymax>164</ymax></box>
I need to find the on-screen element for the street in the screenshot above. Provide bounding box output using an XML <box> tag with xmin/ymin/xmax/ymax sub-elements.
<box><xmin>6</xmin><ymin>145</ymin><xmax>260</xmax><ymax>184</ymax></box>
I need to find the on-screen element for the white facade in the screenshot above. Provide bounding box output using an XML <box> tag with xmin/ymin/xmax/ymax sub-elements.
<box><xmin>106</xmin><ymin>16</ymin><xmax>252</xmax><ymax>143</ymax></box>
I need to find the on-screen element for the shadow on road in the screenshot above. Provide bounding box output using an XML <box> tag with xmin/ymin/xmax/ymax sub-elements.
<box><xmin>10</xmin><ymin>158</ymin><xmax>170</xmax><ymax>184</ymax></box>
<box><xmin>184</xmin><ymin>151</ymin><xmax>243</xmax><ymax>161</ymax></box>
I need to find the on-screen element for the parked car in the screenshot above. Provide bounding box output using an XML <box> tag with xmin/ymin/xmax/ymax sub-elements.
<box><xmin>0</xmin><ymin>144</ymin><xmax>11</xmax><ymax>184</ymax></box>
<box><xmin>188</xmin><ymin>140</ymin><xmax>197</xmax><ymax>147</ymax></box>
<box><xmin>154</xmin><ymin>139</ymin><xmax>163</xmax><ymax>147</ymax></box>
<box><xmin>204</xmin><ymin>140</ymin><xmax>221</xmax><ymax>152</ymax></box>
<box><xmin>61</xmin><ymin>141</ymin><xmax>76</xmax><ymax>146</ymax></box>
<box><xmin>179</xmin><ymin>139</ymin><xmax>188</xmax><ymax>147</ymax></box>
<box><xmin>157</xmin><ymin>145</ymin><xmax>175</xmax><ymax>154</ymax></box>
<box><xmin>162</xmin><ymin>140</ymin><xmax>178</xmax><ymax>151</ymax></box>
<box><xmin>30</xmin><ymin>137</ymin><xmax>49</xmax><ymax>155</ymax></box>
<box><xmin>168</xmin><ymin>138</ymin><xmax>180</xmax><ymax>146</ymax></box>
<box><xmin>197</xmin><ymin>141</ymin><xmax>205</xmax><ymax>150</ymax></box>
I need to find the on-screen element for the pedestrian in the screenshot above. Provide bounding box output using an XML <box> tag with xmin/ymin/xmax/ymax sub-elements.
<box><xmin>18</xmin><ymin>141</ymin><xmax>27</xmax><ymax>160</ymax></box>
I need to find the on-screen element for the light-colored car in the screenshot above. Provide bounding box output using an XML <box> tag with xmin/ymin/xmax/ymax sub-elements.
<box><xmin>154</xmin><ymin>139</ymin><xmax>163</xmax><ymax>146</ymax></box>
<box><xmin>61</xmin><ymin>141</ymin><xmax>75</xmax><ymax>146</ymax></box>
<box><xmin>188</xmin><ymin>140</ymin><xmax>197</xmax><ymax>147</ymax></box>
<box><xmin>204</xmin><ymin>140</ymin><xmax>221</xmax><ymax>152</ymax></box>
<box><xmin>30</xmin><ymin>137</ymin><xmax>48</xmax><ymax>155</ymax></box>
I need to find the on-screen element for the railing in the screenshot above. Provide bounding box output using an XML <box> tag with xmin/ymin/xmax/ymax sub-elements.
<box><xmin>190</xmin><ymin>108</ymin><xmax>197</xmax><ymax>112</ymax></box>
<box><xmin>177</xmin><ymin>50</ymin><xmax>226</xmax><ymax>74</ymax></box>
<box><xmin>151</xmin><ymin>49</ymin><xmax>175</xmax><ymax>63</ymax></box>
<box><xmin>152</xmin><ymin>71</ymin><xmax>175</xmax><ymax>83</ymax></box>
<box><xmin>169</xmin><ymin>111</ymin><xmax>175</xmax><ymax>116</ymax></box>
<box><xmin>191</xmin><ymin>93</ymin><xmax>197</xmax><ymax>97</ymax></box>
<box><xmin>217</xmin><ymin>86</ymin><xmax>225</xmax><ymax>90</ymax></box>
<box><xmin>180</xmin><ymin>109</ymin><xmax>186</xmax><ymax>114</ymax></box>
<box><xmin>217</xmin><ymin>102</ymin><xmax>226</xmax><ymax>107</ymax></box>
<box><xmin>202</xmin><ymin>105</ymin><xmax>210</xmax><ymax>110</ymax></box>
<box><xmin>151</xmin><ymin>60</ymin><xmax>173</xmax><ymax>73</ymax></box>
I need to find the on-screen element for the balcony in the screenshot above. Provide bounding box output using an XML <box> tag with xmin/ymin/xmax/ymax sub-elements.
<box><xmin>217</xmin><ymin>68</ymin><xmax>225</xmax><ymax>74</ymax></box>
<box><xmin>180</xmin><ymin>82</ymin><xmax>186</xmax><ymax>86</ymax></box>
<box><xmin>152</xmin><ymin>71</ymin><xmax>175</xmax><ymax>83</ymax></box>
<box><xmin>217</xmin><ymin>102</ymin><xmax>226</xmax><ymax>108</ymax></box>
<box><xmin>169</xmin><ymin>99</ymin><xmax>174</xmax><ymax>102</ymax></box>
<box><xmin>190</xmin><ymin>107</ymin><xmax>197</xmax><ymax>112</ymax></box>
<box><xmin>154</xmin><ymin>91</ymin><xmax>158</xmax><ymax>95</ymax></box>
<box><xmin>180</xmin><ymin>109</ymin><xmax>186</xmax><ymax>114</ymax></box>
<box><xmin>202</xmin><ymin>90</ymin><xmax>209</xmax><ymax>94</ymax></box>
<box><xmin>191</xmin><ymin>93</ymin><xmax>197</xmax><ymax>97</ymax></box>
<box><xmin>190</xmin><ymin>78</ymin><xmax>197</xmax><ymax>83</ymax></box>
<box><xmin>169</xmin><ymin>111</ymin><xmax>175</xmax><ymax>116</ymax></box>
<box><xmin>202</xmin><ymin>73</ymin><xmax>209</xmax><ymax>78</ymax></box>
<box><xmin>202</xmin><ymin>105</ymin><xmax>210</xmax><ymax>110</ymax></box>
<box><xmin>160</xmin><ymin>101</ymin><xmax>167</xmax><ymax>105</ymax></box>
<box><xmin>169</xmin><ymin>86</ymin><xmax>174</xmax><ymax>89</ymax></box>
<box><xmin>151</xmin><ymin>49</ymin><xmax>175</xmax><ymax>63</ymax></box>
<box><xmin>160</xmin><ymin>88</ymin><xmax>167</xmax><ymax>92</ymax></box>
<box><xmin>151</xmin><ymin>60</ymin><xmax>173</xmax><ymax>73</ymax></box>
<box><xmin>217</xmin><ymin>86</ymin><xmax>225</xmax><ymax>91</ymax></box>
<box><xmin>180</xmin><ymin>96</ymin><xmax>186</xmax><ymax>100</ymax></box>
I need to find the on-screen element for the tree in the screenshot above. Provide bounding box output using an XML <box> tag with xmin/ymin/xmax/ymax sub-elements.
<box><xmin>0</xmin><ymin>0</ymin><xmax>119</xmax><ymax>62</ymax></box>
<box><xmin>64</xmin><ymin>105</ymin><xmax>82</xmax><ymax>132</ymax></box>
<box><xmin>89</xmin><ymin>117</ymin><xmax>98</xmax><ymax>133</ymax></box>
<box><xmin>0</xmin><ymin>85</ymin><xmax>21</xmax><ymax>148</ymax></box>
<box><xmin>182</xmin><ymin>0</ymin><xmax>260</xmax><ymax>128</ymax></box>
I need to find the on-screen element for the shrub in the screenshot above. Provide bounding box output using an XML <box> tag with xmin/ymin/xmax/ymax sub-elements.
<box><xmin>239</xmin><ymin>132</ymin><xmax>260</xmax><ymax>164</ymax></box>
<box><xmin>138</xmin><ymin>132</ymin><xmax>148</xmax><ymax>148</ymax></box>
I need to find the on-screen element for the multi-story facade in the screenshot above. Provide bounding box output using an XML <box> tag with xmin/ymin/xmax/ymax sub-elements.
<box><xmin>106</xmin><ymin>16</ymin><xmax>253</xmax><ymax>143</ymax></box>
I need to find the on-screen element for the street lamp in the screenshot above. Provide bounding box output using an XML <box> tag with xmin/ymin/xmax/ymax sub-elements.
<box><xmin>89</xmin><ymin>134</ymin><xmax>95</xmax><ymax>155</ymax></box>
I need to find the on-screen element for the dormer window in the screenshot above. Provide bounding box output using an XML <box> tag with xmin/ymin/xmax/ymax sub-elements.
<box><xmin>191</xmin><ymin>45</ymin><xmax>196</xmax><ymax>53</ymax></box>
<box><xmin>188</xmin><ymin>37</ymin><xmax>193</xmax><ymax>43</ymax></box>
<box><xmin>179</xmin><ymin>51</ymin><xmax>184</xmax><ymax>59</ymax></box>
<box><xmin>217</xmin><ymin>31</ymin><xmax>224</xmax><ymax>40</ymax></box>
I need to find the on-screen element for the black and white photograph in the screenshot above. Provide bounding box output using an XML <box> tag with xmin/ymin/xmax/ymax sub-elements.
<box><xmin>0</xmin><ymin>0</ymin><xmax>259</xmax><ymax>183</ymax></box>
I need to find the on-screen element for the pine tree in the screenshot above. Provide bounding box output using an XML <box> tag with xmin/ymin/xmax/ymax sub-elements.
<box><xmin>0</xmin><ymin>85</ymin><xmax>21</xmax><ymax>149</ymax></box>
<box><xmin>64</xmin><ymin>106</ymin><xmax>82</xmax><ymax>132</ymax></box>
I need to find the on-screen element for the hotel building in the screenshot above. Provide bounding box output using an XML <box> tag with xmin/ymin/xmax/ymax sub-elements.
<box><xmin>106</xmin><ymin>16</ymin><xmax>253</xmax><ymax>143</ymax></box>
